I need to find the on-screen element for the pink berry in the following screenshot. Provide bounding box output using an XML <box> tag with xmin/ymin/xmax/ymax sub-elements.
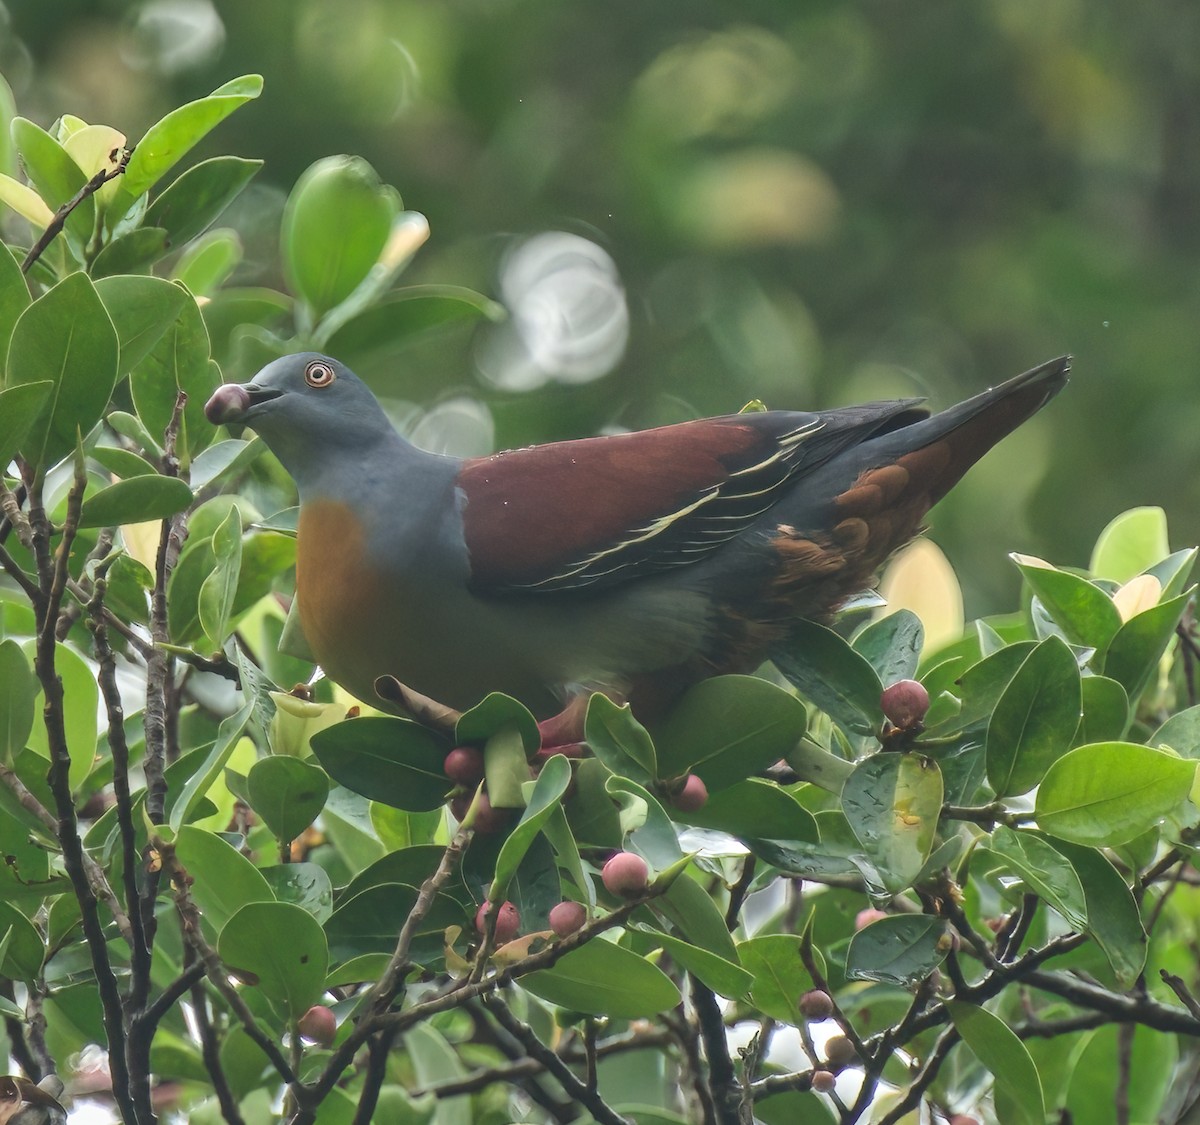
<box><xmin>297</xmin><ymin>1005</ymin><xmax>336</xmax><ymax>1046</ymax></box>
<box><xmin>811</xmin><ymin>1069</ymin><xmax>836</xmax><ymax>1094</ymax></box>
<box><xmin>670</xmin><ymin>774</ymin><xmax>709</xmax><ymax>813</ymax></box>
<box><xmin>475</xmin><ymin>900</ymin><xmax>520</xmax><ymax>943</ymax></box>
<box><xmin>855</xmin><ymin>907</ymin><xmax>888</xmax><ymax>930</ymax></box>
<box><xmin>444</xmin><ymin>746</ymin><xmax>485</xmax><ymax>786</ymax></box>
<box><xmin>549</xmin><ymin>900</ymin><xmax>587</xmax><ymax>937</ymax></box>
<box><xmin>880</xmin><ymin>679</ymin><xmax>930</xmax><ymax>729</ymax></box>
<box><xmin>602</xmin><ymin>851</ymin><xmax>649</xmax><ymax>897</ymax></box>
<box><xmin>799</xmin><ymin>989</ymin><xmax>834</xmax><ymax>1021</ymax></box>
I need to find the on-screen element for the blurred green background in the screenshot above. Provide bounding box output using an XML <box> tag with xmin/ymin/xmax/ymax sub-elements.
<box><xmin>5</xmin><ymin>0</ymin><xmax>1199</xmax><ymax>614</ymax></box>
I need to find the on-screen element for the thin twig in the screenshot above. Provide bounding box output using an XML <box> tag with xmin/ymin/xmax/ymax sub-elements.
<box><xmin>691</xmin><ymin>976</ymin><xmax>744</xmax><ymax>1125</ymax></box>
<box><xmin>1160</xmin><ymin>969</ymin><xmax>1200</xmax><ymax>1020</ymax></box>
<box><xmin>350</xmin><ymin>1027</ymin><xmax>397</xmax><ymax>1125</ymax></box>
<box><xmin>724</xmin><ymin>856</ymin><xmax>756</xmax><ymax>931</ymax></box>
<box><xmin>875</xmin><ymin>1025</ymin><xmax>959</xmax><ymax>1125</ymax></box>
<box><xmin>192</xmin><ymin>968</ymin><xmax>247</xmax><ymax>1125</ymax></box>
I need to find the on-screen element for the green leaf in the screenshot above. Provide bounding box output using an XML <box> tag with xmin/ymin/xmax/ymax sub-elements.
<box><xmin>90</xmin><ymin>228</ymin><xmax>170</xmax><ymax>277</ymax></box>
<box><xmin>1078</xmin><ymin>676</ymin><xmax>1129</xmax><ymax>744</ymax></box>
<box><xmin>198</xmin><ymin>505</ymin><xmax>243</xmax><ymax>647</ymax></box>
<box><xmin>143</xmin><ymin>155</ymin><xmax>262</xmax><ymax>248</ymax></box>
<box><xmin>653</xmin><ymin>675</ymin><xmax>807</xmax><ymax>790</ymax></box>
<box><xmin>644</xmin><ymin>929</ymin><xmax>753</xmax><ymax>999</ymax></box>
<box><xmin>520</xmin><ymin>938</ymin><xmax>681</xmax><ymax>1018</ymax></box>
<box><xmin>0</xmin><ymin>903</ymin><xmax>43</xmax><ymax>980</ymax></box>
<box><xmin>564</xmin><ymin>757</ymin><xmax>623</xmax><ymax>848</ymax></box>
<box><xmin>262</xmin><ymin>863</ymin><xmax>333</xmax><ymax>922</ymax></box>
<box><xmin>679</xmin><ymin>777</ymin><xmax>818</xmax><ymax>843</ymax></box>
<box><xmin>324</xmin><ymin>883</ymin><xmax>463</xmax><ymax>963</ymax></box>
<box><xmin>607</xmin><ymin>776</ymin><xmax>684</xmax><ymax>868</ymax></box>
<box><xmin>0</xmin><ymin>240</ymin><xmax>29</xmax><ymax>361</ymax></box>
<box><xmin>985</xmin><ymin>636</ymin><xmax>1081</xmax><ymax>797</ymax></box>
<box><xmin>112</xmin><ymin>75</ymin><xmax>264</xmax><ymax>216</ymax></box>
<box><xmin>7</xmin><ymin>272</ymin><xmax>119</xmax><ymax>467</ymax></box>
<box><xmin>405</xmin><ymin>1025</ymin><xmax>470</xmax><ymax>1125</ymax></box>
<box><xmin>25</xmin><ymin>641</ymin><xmax>97</xmax><ymax>793</ymax></box>
<box><xmin>340</xmin><ymin>845</ymin><xmax>467</xmax><ymax>906</ymax></box>
<box><xmin>842</xmin><ymin>752</ymin><xmax>943</xmax><ymax>893</ymax></box>
<box><xmin>174</xmin><ymin>825</ymin><xmax>275</xmax><ymax>935</ymax></box>
<box><xmin>169</xmin><ymin>695</ymin><xmax>254</xmax><ymax>830</ymax></box>
<box><xmin>456</xmin><ymin>692</ymin><xmax>540</xmax><ymax>755</ymax></box>
<box><xmin>247</xmin><ymin>755</ymin><xmax>329</xmax><ymax>843</ymax></box>
<box><xmin>1150</xmin><ymin>704</ymin><xmax>1200</xmax><ymax>757</ymax></box>
<box><xmin>654</xmin><ymin>870</ymin><xmax>738</xmax><ymax>962</ymax></box>
<box><xmin>324</xmin><ymin>284</ymin><xmax>505</xmax><ymax>358</ymax></box>
<box><xmin>217</xmin><ymin>901</ymin><xmax>327</xmax><ymax>1020</ymax></box>
<box><xmin>312</xmin><ymin>716</ymin><xmax>449</xmax><ymax>812</ymax></box>
<box><xmin>1064</xmin><ymin>1023</ymin><xmax>1176</xmax><ymax>1125</ymax></box>
<box><xmin>852</xmin><ymin>610</ymin><xmax>924</xmax><ymax>685</ymax></box>
<box><xmin>1090</xmin><ymin>506</ymin><xmax>1170</xmax><ymax>583</ymax></box>
<box><xmin>737</xmin><ymin>934</ymin><xmax>821</xmax><ymax>1024</ymax></box>
<box><xmin>281</xmin><ymin>154</ymin><xmax>399</xmax><ymax>318</ymax></box>
<box><xmin>491</xmin><ymin>754</ymin><xmax>571</xmax><ymax>900</ymax></box>
<box><xmin>0</xmin><ymin>382</ymin><xmax>52</xmax><ymax>470</ymax></box>
<box><xmin>845</xmin><ymin>914</ymin><xmax>948</xmax><ymax>986</ymax></box>
<box><xmin>586</xmin><ymin>693</ymin><xmax>656</xmax><ymax>784</ymax></box>
<box><xmin>172</xmin><ymin>228</ymin><xmax>242</xmax><ymax>296</ymax></box>
<box><xmin>10</xmin><ymin>117</ymin><xmax>91</xmax><ymax>249</ymax></box>
<box><xmin>129</xmin><ymin>291</ymin><xmax>220</xmax><ymax>456</ymax></box>
<box><xmin>89</xmin><ymin>444</ymin><xmax>157</xmax><ymax>479</ymax></box>
<box><xmin>78</xmin><ymin>475</ymin><xmax>193</xmax><ymax>529</ymax></box>
<box><xmin>1035</xmin><ymin>742</ymin><xmax>1197</xmax><ymax>847</ymax></box>
<box><xmin>1049</xmin><ymin>837</ymin><xmax>1146</xmax><ymax>987</ymax></box>
<box><xmin>774</xmin><ymin>620</ymin><xmax>884</xmax><ymax>734</ymax></box>
<box><xmin>1103</xmin><ymin>590</ymin><xmax>1192</xmax><ymax>700</ymax></box>
<box><xmin>0</xmin><ymin>639</ymin><xmax>35</xmax><ymax>762</ymax></box>
<box><xmin>1011</xmin><ymin>554</ymin><xmax>1124</xmax><ymax>652</ymax></box>
<box><xmin>94</xmin><ymin>274</ymin><xmax>190</xmax><ymax>377</ymax></box>
<box><xmin>947</xmin><ymin>1000</ymin><xmax>1044</xmax><ymax>1125</ymax></box>
<box><xmin>483</xmin><ymin>724</ymin><xmax>530</xmax><ymax>809</ymax></box>
<box><xmin>934</xmin><ymin>641</ymin><xmax>1036</xmax><ymax>733</ymax></box>
<box><xmin>987</xmin><ymin>826</ymin><xmax>1088</xmax><ymax>930</ymax></box>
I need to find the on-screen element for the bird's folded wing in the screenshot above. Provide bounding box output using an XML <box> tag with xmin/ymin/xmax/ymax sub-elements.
<box><xmin>458</xmin><ymin>403</ymin><xmax>927</xmax><ymax>595</ymax></box>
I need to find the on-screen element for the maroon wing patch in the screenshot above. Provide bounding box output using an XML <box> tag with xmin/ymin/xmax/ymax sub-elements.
<box><xmin>458</xmin><ymin>414</ymin><xmax>823</xmax><ymax>594</ymax></box>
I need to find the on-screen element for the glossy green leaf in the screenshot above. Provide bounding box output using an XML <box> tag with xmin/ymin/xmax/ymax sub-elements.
<box><xmin>324</xmin><ymin>284</ymin><xmax>505</xmax><ymax>357</ymax></box>
<box><xmin>7</xmin><ymin>272</ymin><xmax>119</xmax><ymax>467</ymax></box>
<box><xmin>1149</xmin><ymin>547</ymin><xmax>1197</xmax><ymax>599</ymax></box>
<box><xmin>78</xmin><ymin>475</ymin><xmax>193</xmax><ymax>529</ymax></box>
<box><xmin>218</xmin><ymin>900</ymin><xmax>327</xmax><ymax>1019</ymax></box>
<box><xmin>247</xmin><ymin>755</ymin><xmax>329</xmax><ymax>843</ymax></box>
<box><xmin>845</xmin><ymin>914</ymin><xmax>948</xmax><ymax>985</ymax></box>
<box><xmin>143</xmin><ymin>155</ymin><xmax>262</xmax><ymax>248</ymax></box>
<box><xmin>312</xmin><ymin>716</ymin><xmax>449</xmax><ymax>812</ymax></box>
<box><xmin>1077</xmin><ymin>675</ymin><xmax>1129</xmax><ymax>744</ymax></box>
<box><xmin>483</xmin><ymin>724</ymin><xmax>530</xmax><ymax>809</ymax></box>
<box><xmin>1150</xmin><ymin>704</ymin><xmax>1200</xmax><ymax>757</ymax></box>
<box><xmin>988</xmin><ymin>826</ymin><xmax>1087</xmax><ymax>929</ymax></box>
<box><xmin>842</xmin><ymin>752</ymin><xmax>943</xmax><ymax>893</ymax></box>
<box><xmin>985</xmin><ymin>636</ymin><xmax>1081</xmax><ymax>797</ymax></box>
<box><xmin>1050</xmin><ymin>837</ymin><xmax>1145</xmax><ymax>986</ymax></box>
<box><xmin>261</xmin><ymin>862</ymin><xmax>333</xmax><ymax>922</ymax></box>
<box><xmin>89</xmin><ymin>444</ymin><xmax>157</xmax><ymax>479</ymax></box>
<box><xmin>520</xmin><ymin>938</ymin><xmax>681</xmax><ymax>1018</ymax></box>
<box><xmin>90</xmin><ymin>228</ymin><xmax>170</xmax><ymax>277</ymax></box>
<box><xmin>198</xmin><ymin>505</ymin><xmax>242</xmax><ymax>647</ymax></box>
<box><xmin>174</xmin><ymin>825</ymin><xmax>274</xmax><ymax>935</ymax></box>
<box><xmin>775</xmin><ymin>620</ymin><xmax>884</xmax><ymax>734</ymax></box>
<box><xmin>0</xmin><ymin>382</ymin><xmax>51</xmax><ymax>472</ymax></box>
<box><xmin>25</xmin><ymin>641</ymin><xmax>97</xmax><ymax>792</ymax></box>
<box><xmin>607</xmin><ymin>775</ymin><xmax>684</xmax><ymax>868</ymax></box>
<box><xmin>586</xmin><ymin>693</ymin><xmax>656</xmax><ymax>784</ymax></box>
<box><xmin>653</xmin><ymin>675</ymin><xmax>807</xmax><ymax>790</ymax></box>
<box><xmin>1064</xmin><ymin>1023</ymin><xmax>1176</xmax><ymax>1125</ymax></box>
<box><xmin>935</xmin><ymin>641</ymin><xmax>1036</xmax><ymax>733</ymax></box>
<box><xmin>10</xmin><ymin>117</ymin><xmax>91</xmax><ymax>248</ymax></box>
<box><xmin>564</xmin><ymin>757</ymin><xmax>622</xmax><ymax>848</ymax></box>
<box><xmin>1090</xmin><ymin>506</ymin><xmax>1170</xmax><ymax>583</ymax></box>
<box><xmin>1011</xmin><ymin>554</ymin><xmax>1123</xmax><ymax>652</ymax></box>
<box><xmin>172</xmin><ymin>228</ymin><xmax>242</xmax><ymax>296</ymax></box>
<box><xmin>340</xmin><ymin>845</ymin><xmax>467</xmax><ymax>906</ymax></box>
<box><xmin>1103</xmin><ymin>590</ymin><xmax>1192</xmax><ymax>700</ymax></box>
<box><xmin>645</xmin><ymin>929</ymin><xmax>753</xmax><ymax>999</ymax></box>
<box><xmin>324</xmin><ymin>883</ymin><xmax>464</xmax><ymax>963</ymax></box>
<box><xmin>853</xmin><ymin>609</ymin><xmax>924</xmax><ymax>685</ymax></box>
<box><xmin>1036</xmin><ymin>742</ymin><xmax>1197</xmax><ymax>847</ymax></box>
<box><xmin>456</xmin><ymin>691</ymin><xmax>540</xmax><ymax>754</ymax></box>
<box><xmin>0</xmin><ymin>241</ymin><xmax>29</xmax><ymax>361</ymax></box>
<box><xmin>113</xmin><ymin>75</ymin><xmax>263</xmax><ymax>214</ymax></box>
<box><xmin>654</xmin><ymin>868</ymin><xmax>739</xmax><ymax>962</ymax></box>
<box><xmin>0</xmin><ymin>640</ymin><xmax>34</xmax><ymax>762</ymax></box>
<box><xmin>491</xmin><ymin>754</ymin><xmax>571</xmax><ymax>900</ymax></box>
<box><xmin>678</xmin><ymin>777</ymin><xmax>818</xmax><ymax>843</ymax></box>
<box><xmin>281</xmin><ymin>154</ymin><xmax>399</xmax><ymax>318</ymax></box>
<box><xmin>129</xmin><ymin>291</ymin><xmax>220</xmax><ymax>456</ymax></box>
<box><xmin>737</xmin><ymin>934</ymin><xmax>821</xmax><ymax>1024</ymax></box>
<box><xmin>94</xmin><ymin>274</ymin><xmax>190</xmax><ymax>377</ymax></box>
<box><xmin>0</xmin><ymin>902</ymin><xmax>42</xmax><ymax>980</ymax></box>
<box><xmin>405</xmin><ymin>1025</ymin><xmax>470</xmax><ymax>1125</ymax></box>
<box><xmin>947</xmin><ymin>1000</ymin><xmax>1044</xmax><ymax>1125</ymax></box>
<box><xmin>169</xmin><ymin>695</ymin><xmax>254</xmax><ymax>830</ymax></box>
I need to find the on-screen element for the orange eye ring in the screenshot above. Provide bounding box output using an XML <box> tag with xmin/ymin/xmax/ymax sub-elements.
<box><xmin>304</xmin><ymin>361</ymin><xmax>336</xmax><ymax>388</ymax></box>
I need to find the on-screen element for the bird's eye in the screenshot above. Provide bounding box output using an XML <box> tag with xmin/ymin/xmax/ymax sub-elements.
<box><xmin>304</xmin><ymin>361</ymin><xmax>336</xmax><ymax>388</ymax></box>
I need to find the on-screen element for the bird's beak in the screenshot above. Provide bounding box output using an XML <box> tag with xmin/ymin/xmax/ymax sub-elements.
<box><xmin>0</xmin><ymin>1075</ymin><xmax>66</xmax><ymax>1114</ymax></box>
<box><xmin>204</xmin><ymin>383</ymin><xmax>283</xmax><ymax>426</ymax></box>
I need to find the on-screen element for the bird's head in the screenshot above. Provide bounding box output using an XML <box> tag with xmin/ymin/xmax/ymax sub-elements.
<box><xmin>204</xmin><ymin>353</ymin><xmax>397</xmax><ymax>481</ymax></box>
